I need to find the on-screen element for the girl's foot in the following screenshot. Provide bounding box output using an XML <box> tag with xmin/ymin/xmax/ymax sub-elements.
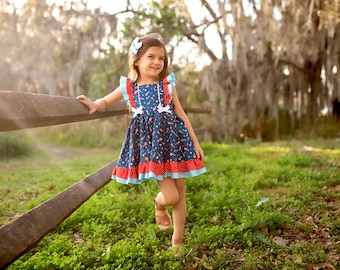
<box><xmin>172</xmin><ymin>236</ymin><xmax>185</xmax><ymax>255</ymax></box>
<box><xmin>154</xmin><ymin>196</ymin><xmax>172</xmax><ymax>230</ymax></box>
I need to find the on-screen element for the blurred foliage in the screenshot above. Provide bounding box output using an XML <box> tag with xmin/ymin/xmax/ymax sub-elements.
<box><xmin>0</xmin><ymin>131</ymin><xmax>33</xmax><ymax>159</ymax></box>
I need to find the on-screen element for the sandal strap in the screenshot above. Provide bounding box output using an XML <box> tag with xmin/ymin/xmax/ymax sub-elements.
<box><xmin>172</xmin><ymin>237</ymin><xmax>185</xmax><ymax>245</ymax></box>
<box><xmin>155</xmin><ymin>204</ymin><xmax>167</xmax><ymax>211</ymax></box>
<box><xmin>154</xmin><ymin>196</ymin><xmax>166</xmax><ymax>210</ymax></box>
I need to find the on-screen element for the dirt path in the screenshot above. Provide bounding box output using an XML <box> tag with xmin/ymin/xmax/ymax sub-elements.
<box><xmin>35</xmin><ymin>144</ymin><xmax>77</xmax><ymax>158</ymax></box>
<box><xmin>0</xmin><ymin>144</ymin><xmax>81</xmax><ymax>171</ymax></box>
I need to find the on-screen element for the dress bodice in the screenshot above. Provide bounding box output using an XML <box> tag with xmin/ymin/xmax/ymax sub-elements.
<box><xmin>120</xmin><ymin>73</ymin><xmax>176</xmax><ymax>117</ymax></box>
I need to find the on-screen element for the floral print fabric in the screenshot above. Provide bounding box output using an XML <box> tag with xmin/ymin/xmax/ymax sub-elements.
<box><xmin>112</xmin><ymin>72</ymin><xmax>206</xmax><ymax>184</ymax></box>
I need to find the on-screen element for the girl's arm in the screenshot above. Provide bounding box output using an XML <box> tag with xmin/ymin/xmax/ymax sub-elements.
<box><xmin>172</xmin><ymin>87</ymin><xmax>205</xmax><ymax>161</ymax></box>
<box><xmin>77</xmin><ymin>87</ymin><xmax>123</xmax><ymax>115</ymax></box>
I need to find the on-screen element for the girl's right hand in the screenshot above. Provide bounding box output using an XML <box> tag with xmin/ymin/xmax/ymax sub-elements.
<box><xmin>77</xmin><ymin>95</ymin><xmax>98</xmax><ymax>115</ymax></box>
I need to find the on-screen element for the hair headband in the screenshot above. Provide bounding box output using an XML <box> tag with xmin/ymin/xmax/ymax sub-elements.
<box><xmin>129</xmin><ymin>37</ymin><xmax>143</xmax><ymax>56</ymax></box>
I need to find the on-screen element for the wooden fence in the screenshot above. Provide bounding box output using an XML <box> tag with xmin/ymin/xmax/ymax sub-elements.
<box><xmin>0</xmin><ymin>91</ymin><xmax>211</xmax><ymax>269</ymax></box>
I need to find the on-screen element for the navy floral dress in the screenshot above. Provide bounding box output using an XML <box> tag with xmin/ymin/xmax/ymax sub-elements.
<box><xmin>112</xmin><ymin>72</ymin><xmax>206</xmax><ymax>184</ymax></box>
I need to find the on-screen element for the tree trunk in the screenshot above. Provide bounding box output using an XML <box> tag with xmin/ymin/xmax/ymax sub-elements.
<box><xmin>306</xmin><ymin>55</ymin><xmax>323</xmax><ymax>129</ymax></box>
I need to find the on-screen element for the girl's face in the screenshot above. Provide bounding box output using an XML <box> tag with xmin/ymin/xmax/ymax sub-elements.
<box><xmin>135</xmin><ymin>46</ymin><xmax>165</xmax><ymax>81</ymax></box>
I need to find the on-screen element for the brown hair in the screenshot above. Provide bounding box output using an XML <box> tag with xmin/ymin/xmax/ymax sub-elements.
<box><xmin>128</xmin><ymin>33</ymin><xmax>169</xmax><ymax>82</ymax></box>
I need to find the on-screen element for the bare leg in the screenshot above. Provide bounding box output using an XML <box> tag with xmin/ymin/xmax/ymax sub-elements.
<box><xmin>171</xmin><ymin>178</ymin><xmax>186</xmax><ymax>248</ymax></box>
<box><xmin>156</xmin><ymin>178</ymin><xmax>186</xmax><ymax>248</ymax></box>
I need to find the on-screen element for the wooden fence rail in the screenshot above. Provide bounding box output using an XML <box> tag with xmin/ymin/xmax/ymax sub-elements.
<box><xmin>0</xmin><ymin>91</ymin><xmax>211</xmax><ymax>269</ymax></box>
<box><xmin>0</xmin><ymin>91</ymin><xmax>129</xmax><ymax>132</ymax></box>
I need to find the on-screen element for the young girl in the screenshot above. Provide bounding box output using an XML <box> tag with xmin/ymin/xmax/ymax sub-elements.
<box><xmin>77</xmin><ymin>34</ymin><xmax>206</xmax><ymax>252</ymax></box>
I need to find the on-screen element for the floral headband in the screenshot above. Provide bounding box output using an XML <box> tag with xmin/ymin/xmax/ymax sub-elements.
<box><xmin>129</xmin><ymin>37</ymin><xmax>143</xmax><ymax>56</ymax></box>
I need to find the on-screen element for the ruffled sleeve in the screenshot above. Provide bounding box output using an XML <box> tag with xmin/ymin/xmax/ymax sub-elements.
<box><xmin>166</xmin><ymin>72</ymin><xmax>176</xmax><ymax>96</ymax></box>
<box><xmin>162</xmin><ymin>72</ymin><xmax>176</xmax><ymax>106</ymax></box>
<box><xmin>120</xmin><ymin>76</ymin><xmax>135</xmax><ymax>107</ymax></box>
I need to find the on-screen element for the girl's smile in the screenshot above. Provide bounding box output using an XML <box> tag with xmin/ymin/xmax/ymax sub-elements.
<box><xmin>135</xmin><ymin>46</ymin><xmax>165</xmax><ymax>84</ymax></box>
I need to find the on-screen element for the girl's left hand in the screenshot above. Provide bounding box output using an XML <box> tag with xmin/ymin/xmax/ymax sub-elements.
<box><xmin>77</xmin><ymin>95</ymin><xmax>98</xmax><ymax>115</ymax></box>
<box><xmin>195</xmin><ymin>143</ymin><xmax>204</xmax><ymax>161</ymax></box>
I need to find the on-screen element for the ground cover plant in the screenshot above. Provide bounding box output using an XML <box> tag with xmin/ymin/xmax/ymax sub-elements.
<box><xmin>1</xmin><ymin>139</ymin><xmax>339</xmax><ymax>269</ymax></box>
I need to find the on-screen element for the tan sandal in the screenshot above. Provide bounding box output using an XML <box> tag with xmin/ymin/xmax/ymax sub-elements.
<box><xmin>154</xmin><ymin>197</ymin><xmax>172</xmax><ymax>230</ymax></box>
<box><xmin>172</xmin><ymin>236</ymin><xmax>185</xmax><ymax>255</ymax></box>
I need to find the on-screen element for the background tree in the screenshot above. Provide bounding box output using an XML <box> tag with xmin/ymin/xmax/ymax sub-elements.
<box><xmin>0</xmin><ymin>0</ymin><xmax>118</xmax><ymax>96</ymax></box>
<box><xmin>1</xmin><ymin>0</ymin><xmax>339</xmax><ymax>141</ymax></box>
<box><xmin>174</xmin><ymin>0</ymin><xmax>340</xmax><ymax>141</ymax></box>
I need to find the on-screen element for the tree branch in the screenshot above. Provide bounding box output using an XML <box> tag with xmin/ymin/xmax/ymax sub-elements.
<box><xmin>278</xmin><ymin>59</ymin><xmax>308</xmax><ymax>74</ymax></box>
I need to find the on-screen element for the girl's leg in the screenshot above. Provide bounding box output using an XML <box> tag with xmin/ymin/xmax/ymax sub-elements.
<box><xmin>156</xmin><ymin>178</ymin><xmax>186</xmax><ymax>247</ymax></box>
<box><xmin>171</xmin><ymin>178</ymin><xmax>186</xmax><ymax>247</ymax></box>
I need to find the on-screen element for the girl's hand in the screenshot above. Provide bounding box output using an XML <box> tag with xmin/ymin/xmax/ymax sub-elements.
<box><xmin>77</xmin><ymin>95</ymin><xmax>98</xmax><ymax>115</ymax></box>
<box><xmin>194</xmin><ymin>143</ymin><xmax>205</xmax><ymax>161</ymax></box>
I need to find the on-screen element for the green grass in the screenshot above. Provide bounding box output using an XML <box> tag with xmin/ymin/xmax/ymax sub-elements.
<box><xmin>1</xmin><ymin>140</ymin><xmax>339</xmax><ymax>269</ymax></box>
